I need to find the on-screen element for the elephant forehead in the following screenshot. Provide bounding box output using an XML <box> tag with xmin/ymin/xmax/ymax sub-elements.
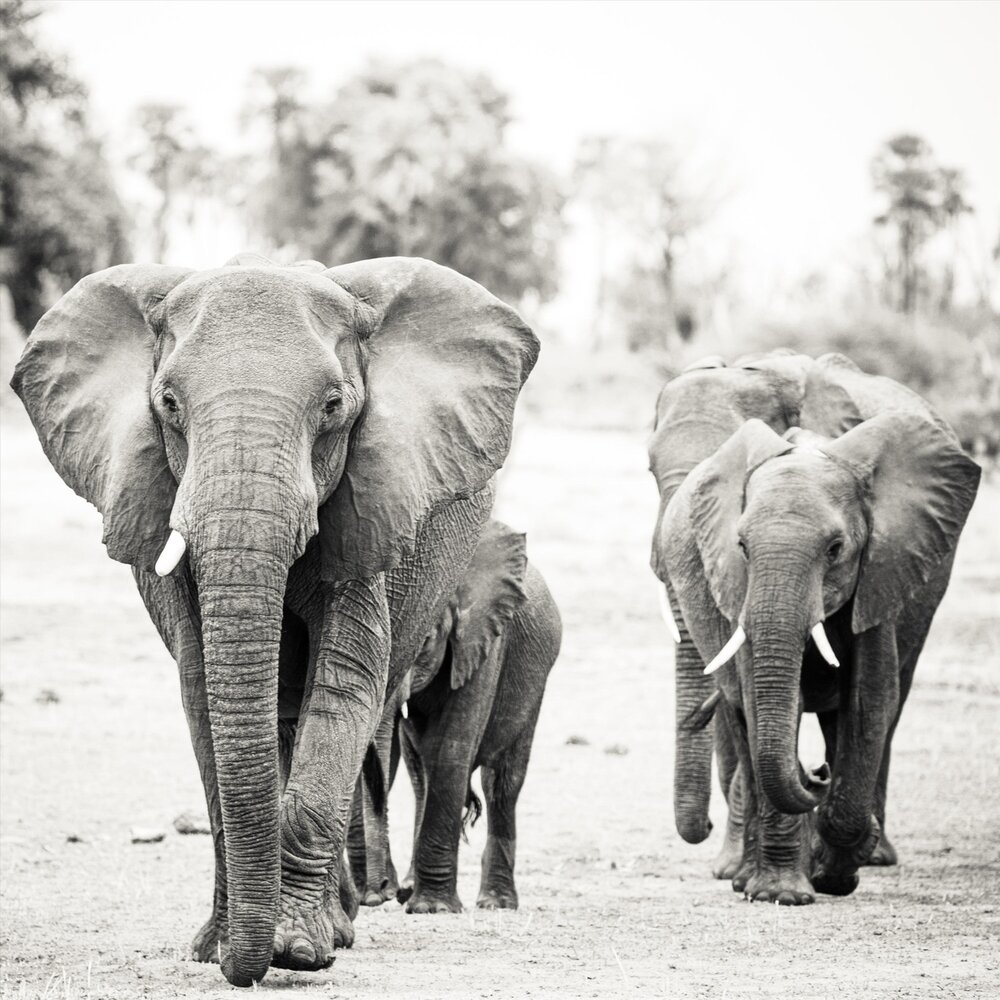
<box><xmin>747</xmin><ymin>454</ymin><xmax>861</xmax><ymax>509</ymax></box>
<box><xmin>162</xmin><ymin>267</ymin><xmax>356</xmax><ymax>344</ymax></box>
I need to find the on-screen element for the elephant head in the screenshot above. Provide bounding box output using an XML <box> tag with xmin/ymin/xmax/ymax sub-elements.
<box><xmin>665</xmin><ymin>412</ymin><xmax>979</xmax><ymax>815</ymax></box>
<box><xmin>12</xmin><ymin>256</ymin><xmax>538</xmax><ymax>985</ymax></box>
<box><xmin>649</xmin><ymin>351</ymin><xmax>978</xmax><ymax>839</ymax></box>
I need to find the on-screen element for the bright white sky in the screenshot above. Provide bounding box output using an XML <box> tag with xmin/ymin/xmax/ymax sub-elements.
<box><xmin>40</xmin><ymin>0</ymin><xmax>1000</xmax><ymax>302</ymax></box>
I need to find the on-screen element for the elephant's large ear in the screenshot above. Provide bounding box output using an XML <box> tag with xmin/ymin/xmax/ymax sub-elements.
<box><xmin>448</xmin><ymin>521</ymin><xmax>527</xmax><ymax>689</ymax></box>
<box><xmin>11</xmin><ymin>265</ymin><xmax>193</xmax><ymax>568</ymax></box>
<box><xmin>740</xmin><ymin>352</ymin><xmax>864</xmax><ymax>438</ymax></box>
<box><xmin>320</xmin><ymin>258</ymin><xmax>539</xmax><ymax>580</ymax></box>
<box><xmin>824</xmin><ymin>412</ymin><xmax>980</xmax><ymax>633</ymax></box>
<box><xmin>688</xmin><ymin>419</ymin><xmax>795</xmax><ymax>622</ymax></box>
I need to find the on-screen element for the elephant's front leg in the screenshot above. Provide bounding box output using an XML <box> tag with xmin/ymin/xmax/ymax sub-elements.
<box><xmin>405</xmin><ymin>680</ymin><xmax>496</xmax><ymax>914</ymax></box>
<box><xmin>813</xmin><ymin>626</ymin><xmax>899</xmax><ymax>896</ymax></box>
<box><xmin>272</xmin><ymin>576</ymin><xmax>391</xmax><ymax>972</ymax></box>
<box><xmin>721</xmin><ymin>700</ymin><xmax>815</xmax><ymax>905</ymax></box>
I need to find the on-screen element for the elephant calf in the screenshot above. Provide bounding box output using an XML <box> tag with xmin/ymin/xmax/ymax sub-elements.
<box><xmin>349</xmin><ymin>519</ymin><xmax>561</xmax><ymax>913</ymax></box>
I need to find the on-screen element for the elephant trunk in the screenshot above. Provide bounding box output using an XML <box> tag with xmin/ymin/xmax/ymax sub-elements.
<box><xmin>744</xmin><ymin>553</ymin><xmax>827</xmax><ymax>816</ymax></box>
<box><xmin>672</xmin><ymin>595</ymin><xmax>715</xmax><ymax>844</ymax></box>
<box><xmin>182</xmin><ymin>464</ymin><xmax>312</xmax><ymax>987</ymax></box>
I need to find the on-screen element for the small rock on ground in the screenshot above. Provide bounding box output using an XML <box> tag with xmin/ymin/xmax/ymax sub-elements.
<box><xmin>172</xmin><ymin>811</ymin><xmax>211</xmax><ymax>835</ymax></box>
<box><xmin>130</xmin><ymin>827</ymin><xmax>166</xmax><ymax>844</ymax></box>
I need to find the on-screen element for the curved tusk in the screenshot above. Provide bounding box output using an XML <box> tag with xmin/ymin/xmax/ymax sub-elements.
<box><xmin>658</xmin><ymin>587</ymin><xmax>682</xmax><ymax>643</ymax></box>
<box><xmin>155</xmin><ymin>530</ymin><xmax>187</xmax><ymax>577</ymax></box>
<box><xmin>811</xmin><ymin>622</ymin><xmax>840</xmax><ymax>667</ymax></box>
<box><xmin>703</xmin><ymin>625</ymin><xmax>746</xmax><ymax>675</ymax></box>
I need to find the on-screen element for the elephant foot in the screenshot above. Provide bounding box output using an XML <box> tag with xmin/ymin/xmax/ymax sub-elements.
<box><xmin>743</xmin><ymin>867</ymin><xmax>815</xmax><ymax>905</ymax></box>
<box><xmin>731</xmin><ymin>856</ymin><xmax>754</xmax><ymax>895</ymax></box>
<box><xmin>272</xmin><ymin>898</ymin><xmax>353</xmax><ymax>972</ymax></box>
<box><xmin>361</xmin><ymin>876</ymin><xmax>400</xmax><ymax>907</ymax></box>
<box><xmin>190</xmin><ymin>913</ymin><xmax>222</xmax><ymax>964</ymax></box>
<box><xmin>405</xmin><ymin>888</ymin><xmax>463</xmax><ymax>914</ymax></box>
<box><xmin>477</xmin><ymin>887</ymin><xmax>518</xmax><ymax>910</ymax></box>
<box><xmin>712</xmin><ymin>831</ymin><xmax>744</xmax><ymax>880</ymax></box>
<box><xmin>864</xmin><ymin>831</ymin><xmax>898</xmax><ymax>867</ymax></box>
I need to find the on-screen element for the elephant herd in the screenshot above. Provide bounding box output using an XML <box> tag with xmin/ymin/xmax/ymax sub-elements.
<box><xmin>11</xmin><ymin>256</ymin><xmax>981</xmax><ymax>987</ymax></box>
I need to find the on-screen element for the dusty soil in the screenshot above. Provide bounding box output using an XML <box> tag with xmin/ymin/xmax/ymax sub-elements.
<box><xmin>1</xmin><ymin>352</ymin><xmax>998</xmax><ymax>999</ymax></box>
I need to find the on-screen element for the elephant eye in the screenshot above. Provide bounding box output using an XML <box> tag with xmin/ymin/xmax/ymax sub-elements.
<box><xmin>827</xmin><ymin>540</ymin><xmax>843</xmax><ymax>562</ymax></box>
<box><xmin>737</xmin><ymin>539</ymin><xmax>749</xmax><ymax>561</ymax></box>
<box><xmin>161</xmin><ymin>389</ymin><xmax>179</xmax><ymax>414</ymax></box>
<box><xmin>323</xmin><ymin>394</ymin><xmax>343</xmax><ymax>415</ymax></box>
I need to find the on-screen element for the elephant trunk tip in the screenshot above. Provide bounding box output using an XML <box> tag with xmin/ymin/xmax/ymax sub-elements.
<box><xmin>221</xmin><ymin>950</ymin><xmax>270</xmax><ymax>989</ymax></box>
<box><xmin>675</xmin><ymin>813</ymin><xmax>713</xmax><ymax>845</ymax></box>
<box><xmin>807</xmin><ymin>762</ymin><xmax>831</xmax><ymax>792</ymax></box>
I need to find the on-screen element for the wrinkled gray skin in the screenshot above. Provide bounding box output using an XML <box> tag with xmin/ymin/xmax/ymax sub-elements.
<box><xmin>12</xmin><ymin>255</ymin><xmax>538</xmax><ymax>985</ymax></box>
<box><xmin>649</xmin><ymin>352</ymin><xmax>980</xmax><ymax>904</ymax></box>
<box><xmin>347</xmin><ymin>520</ymin><xmax>561</xmax><ymax>914</ymax></box>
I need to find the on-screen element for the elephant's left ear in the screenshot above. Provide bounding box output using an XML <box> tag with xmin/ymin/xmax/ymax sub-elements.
<box><xmin>825</xmin><ymin>411</ymin><xmax>981</xmax><ymax>633</ymax></box>
<box><xmin>320</xmin><ymin>258</ymin><xmax>539</xmax><ymax>581</ymax></box>
<box><xmin>449</xmin><ymin>521</ymin><xmax>527</xmax><ymax>689</ymax></box>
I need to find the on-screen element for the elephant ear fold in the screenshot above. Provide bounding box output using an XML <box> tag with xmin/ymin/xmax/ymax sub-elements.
<box><xmin>319</xmin><ymin>258</ymin><xmax>539</xmax><ymax>581</ymax></box>
<box><xmin>11</xmin><ymin>265</ymin><xmax>193</xmax><ymax>569</ymax></box>
<box><xmin>448</xmin><ymin>521</ymin><xmax>527</xmax><ymax>690</ymax></box>
<box><xmin>800</xmin><ymin>355</ymin><xmax>865</xmax><ymax>437</ymax></box>
<box><xmin>689</xmin><ymin>419</ymin><xmax>795</xmax><ymax>622</ymax></box>
<box><xmin>825</xmin><ymin>411</ymin><xmax>980</xmax><ymax>634</ymax></box>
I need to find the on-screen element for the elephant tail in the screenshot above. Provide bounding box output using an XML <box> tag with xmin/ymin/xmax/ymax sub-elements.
<box><xmin>461</xmin><ymin>782</ymin><xmax>483</xmax><ymax>842</ymax></box>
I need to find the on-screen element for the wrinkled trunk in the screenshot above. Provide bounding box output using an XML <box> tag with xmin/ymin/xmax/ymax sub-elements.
<box><xmin>673</xmin><ymin>629</ymin><xmax>715</xmax><ymax>843</ymax></box>
<box><xmin>744</xmin><ymin>553</ymin><xmax>825</xmax><ymax>816</ymax></box>
<box><xmin>182</xmin><ymin>447</ymin><xmax>307</xmax><ymax>986</ymax></box>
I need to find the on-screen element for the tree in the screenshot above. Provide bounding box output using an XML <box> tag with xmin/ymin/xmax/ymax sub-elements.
<box><xmin>245</xmin><ymin>59</ymin><xmax>563</xmax><ymax>307</ymax></box>
<box><xmin>128</xmin><ymin>103</ymin><xmax>216</xmax><ymax>260</ymax></box>
<box><xmin>574</xmin><ymin>135</ymin><xmax>719</xmax><ymax>350</ymax></box>
<box><xmin>0</xmin><ymin>0</ymin><xmax>130</xmax><ymax>332</ymax></box>
<box><xmin>872</xmin><ymin>133</ymin><xmax>974</xmax><ymax>314</ymax></box>
<box><xmin>241</xmin><ymin>67</ymin><xmax>316</xmax><ymax>253</ymax></box>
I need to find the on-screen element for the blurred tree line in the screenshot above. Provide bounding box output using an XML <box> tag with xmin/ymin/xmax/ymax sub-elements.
<box><xmin>0</xmin><ymin>0</ymin><xmax>129</xmax><ymax>332</ymax></box>
<box><xmin>1</xmin><ymin>1</ymin><xmax>996</xmax><ymax>456</ymax></box>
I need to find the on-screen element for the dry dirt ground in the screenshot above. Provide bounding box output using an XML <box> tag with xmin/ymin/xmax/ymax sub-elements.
<box><xmin>1</xmin><ymin>351</ymin><xmax>998</xmax><ymax>1000</ymax></box>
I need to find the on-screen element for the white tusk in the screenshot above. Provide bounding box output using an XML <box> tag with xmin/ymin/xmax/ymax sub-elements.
<box><xmin>658</xmin><ymin>587</ymin><xmax>681</xmax><ymax>643</ymax></box>
<box><xmin>155</xmin><ymin>530</ymin><xmax>187</xmax><ymax>577</ymax></box>
<box><xmin>811</xmin><ymin>622</ymin><xmax>840</xmax><ymax>667</ymax></box>
<box><xmin>703</xmin><ymin>626</ymin><xmax>746</xmax><ymax>675</ymax></box>
<box><xmin>400</xmin><ymin>701</ymin><xmax>409</xmax><ymax>720</ymax></box>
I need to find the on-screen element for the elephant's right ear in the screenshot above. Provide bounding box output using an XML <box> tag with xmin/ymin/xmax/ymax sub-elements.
<box><xmin>688</xmin><ymin>419</ymin><xmax>794</xmax><ymax>622</ymax></box>
<box><xmin>11</xmin><ymin>265</ymin><xmax>193</xmax><ymax>569</ymax></box>
<box><xmin>320</xmin><ymin>258</ymin><xmax>539</xmax><ymax>581</ymax></box>
<box><xmin>448</xmin><ymin>521</ymin><xmax>527</xmax><ymax>690</ymax></box>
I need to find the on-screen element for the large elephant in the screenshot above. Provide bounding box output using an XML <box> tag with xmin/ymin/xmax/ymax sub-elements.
<box><xmin>348</xmin><ymin>518</ymin><xmax>561</xmax><ymax>914</ymax></box>
<box><xmin>649</xmin><ymin>352</ymin><xmax>980</xmax><ymax>903</ymax></box>
<box><xmin>12</xmin><ymin>255</ymin><xmax>538</xmax><ymax>985</ymax></box>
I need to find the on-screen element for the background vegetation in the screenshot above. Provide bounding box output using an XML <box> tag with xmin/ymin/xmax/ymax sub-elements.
<box><xmin>1</xmin><ymin>0</ymin><xmax>997</xmax><ymax>456</ymax></box>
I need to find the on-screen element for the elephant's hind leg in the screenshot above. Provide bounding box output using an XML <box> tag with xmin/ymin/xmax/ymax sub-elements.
<box><xmin>476</xmin><ymin>717</ymin><xmax>538</xmax><ymax>911</ymax></box>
